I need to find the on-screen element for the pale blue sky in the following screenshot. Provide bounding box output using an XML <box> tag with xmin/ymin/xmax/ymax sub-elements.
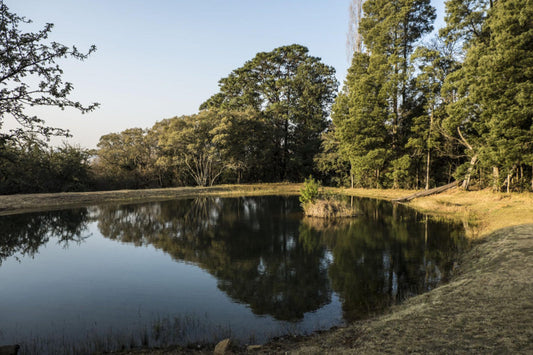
<box><xmin>5</xmin><ymin>0</ymin><xmax>445</xmax><ymax>149</ymax></box>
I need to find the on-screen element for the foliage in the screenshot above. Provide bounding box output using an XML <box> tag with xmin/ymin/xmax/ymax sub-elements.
<box><xmin>327</xmin><ymin>0</ymin><xmax>533</xmax><ymax>192</ymax></box>
<box><xmin>441</xmin><ymin>0</ymin><xmax>533</xmax><ymax>191</ymax></box>
<box><xmin>201</xmin><ymin>44</ymin><xmax>338</xmax><ymax>181</ymax></box>
<box><xmin>332</xmin><ymin>0</ymin><xmax>436</xmax><ymax>189</ymax></box>
<box><xmin>0</xmin><ymin>2</ymin><xmax>98</xmax><ymax>143</ymax></box>
<box><xmin>299</xmin><ymin>176</ymin><xmax>321</xmax><ymax>205</ymax></box>
<box><xmin>0</xmin><ymin>140</ymin><xmax>94</xmax><ymax>194</ymax></box>
<box><xmin>154</xmin><ymin>111</ymin><xmax>227</xmax><ymax>187</ymax></box>
<box><xmin>93</xmin><ymin>128</ymin><xmax>157</xmax><ymax>189</ymax></box>
<box><xmin>314</xmin><ymin>126</ymin><xmax>351</xmax><ymax>187</ymax></box>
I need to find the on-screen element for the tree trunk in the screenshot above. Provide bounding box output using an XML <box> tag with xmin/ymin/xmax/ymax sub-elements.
<box><xmin>425</xmin><ymin>150</ymin><xmax>430</xmax><ymax>190</ymax></box>
<box><xmin>461</xmin><ymin>154</ymin><xmax>478</xmax><ymax>190</ymax></box>
<box><xmin>393</xmin><ymin>180</ymin><xmax>458</xmax><ymax>202</ymax></box>
<box><xmin>505</xmin><ymin>166</ymin><xmax>515</xmax><ymax>193</ymax></box>
<box><xmin>350</xmin><ymin>163</ymin><xmax>354</xmax><ymax>188</ymax></box>
<box><xmin>493</xmin><ymin>166</ymin><xmax>500</xmax><ymax>192</ymax></box>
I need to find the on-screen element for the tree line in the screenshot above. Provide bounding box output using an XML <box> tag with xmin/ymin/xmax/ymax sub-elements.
<box><xmin>91</xmin><ymin>44</ymin><xmax>339</xmax><ymax>189</ymax></box>
<box><xmin>326</xmin><ymin>0</ymin><xmax>532</xmax><ymax>192</ymax></box>
<box><xmin>1</xmin><ymin>0</ymin><xmax>531</xmax><ymax>194</ymax></box>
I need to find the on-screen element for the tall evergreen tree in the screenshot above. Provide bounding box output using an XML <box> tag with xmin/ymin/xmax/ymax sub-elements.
<box><xmin>334</xmin><ymin>0</ymin><xmax>436</xmax><ymax>188</ymax></box>
<box><xmin>442</xmin><ymin>0</ymin><xmax>532</xmax><ymax>191</ymax></box>
<box><xmin>332</xmin><ymin>53</ymin><xmax>388</xmax><ymax>188</ymax></box>
<box><xmin>409</xmin><ymin>41</ymin><xmax>457</xmax><ymax>189</ymax></box>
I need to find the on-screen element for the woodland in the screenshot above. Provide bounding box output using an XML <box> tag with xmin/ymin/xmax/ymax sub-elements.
<box><xmin>0</xmin><ymin>0</ymin><xmax>531</xmax><ymax>195</ymax></box>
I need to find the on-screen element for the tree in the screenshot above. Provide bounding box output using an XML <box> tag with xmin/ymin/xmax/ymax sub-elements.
<box><xmin>464</xmin><ymin>0</ymin><xmax>533</xmax><ymax>191</ymax></box>
<box><xmin>154</xmin><ymin>111</ymin><xmax>227</xmax><ymax>187</ymax></box>
<box><xmin>409</xmin><ymin>41</ymin><xmax>457</xmax><ymax>189</ymax></box>
<box><xmin>332</xmin><ymin>52</ymin><xmax>388</xmax><ymax>188</ymax></box>
<box><xmin>95</xmin><ymin>128</ymin><xmax>156</xmax><ymax>189</ymax></box>
<box><xmin>439</xmin><ymin>0</ymin><xmax>492</xmax><ymax>189</ymax></box>
<box><xmin>346</xmin><ymin>0</ymin><xmax>366</xmax><ymax>58</ymax></box>
<box><xmin>201</xmin><ymin>44</ymin><xmax>338</xmax><ymax>181</ymax></box>
<box><xmin>359</xmin><ymin>0</ymin><xmax>436</xmax><ymax>188</ymax></box>
<box><xmin>440</xmin><ymin>0</ymin><xmax>491</xmax><ymax>48</ymax></box>
<box><xmin>333</xmin><ymin>1</ymin><xmax>436</xmax><ymax>188</ymax></box>
<box><xmin>314</xmin><ymin>126</ymin><xmax>351</xmax><ymax>187</ymax></box>
<box><xmin>0</xmin><ymin>2</ymin><xmax>98</xmax><ymax>143</ymax></box>
<box><xmin>210</xmin><ymin>109</ymin><xmax>269</xmax><ymax>183</ymax></box>
<box><xmin>442</xmin><ymin>0</ymin><xmax>533</xmax><ymax>191</ymax></box>
<box><xmin>0</xmin><ymin>139</ymin><xmax>93</xmax><ymax>194</ymax></box>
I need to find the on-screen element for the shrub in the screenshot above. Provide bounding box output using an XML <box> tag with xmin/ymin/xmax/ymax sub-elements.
<box><xmin>299</xmin><ymin>176</ymin><xmax>320</xmax><ymax>205</ymax></box>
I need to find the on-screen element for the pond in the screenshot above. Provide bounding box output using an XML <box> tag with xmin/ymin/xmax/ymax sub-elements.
<box><xmin>0</xmin><ymin>196</ymin><xmax>468</xmax><ymax>354</ymax></box>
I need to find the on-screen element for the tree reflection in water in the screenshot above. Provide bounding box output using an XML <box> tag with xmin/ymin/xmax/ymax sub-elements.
<box><xmin>300</xmin><ymin>198</ymin><xmax>468</xmax><ymax>321</ymax></box>
<box><xmin>96</xmin><ymin>196</ymin><xmax>331</xmax><ymax>321</ymax></box>
<box><xmin>95</xmin><ymin>196</ymin><xmax>467</xmax><ymax>323</ymax></box>
<box><xmin>0</xmin><ymin>208</ymin><xmax>91</xmax><ymax>265</ymax></box>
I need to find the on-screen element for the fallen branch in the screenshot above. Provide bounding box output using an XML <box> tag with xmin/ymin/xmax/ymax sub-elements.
<box><xmin>392</xmin><ymin>181</ymin><xmax>459</xmax><ymax>203</ymax></box>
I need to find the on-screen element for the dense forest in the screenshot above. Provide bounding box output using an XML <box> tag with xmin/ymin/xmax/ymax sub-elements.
<box><xmin>0</xmin><ymin>0</ymin><xmax>531</xmax><ymax>194</ymax></box>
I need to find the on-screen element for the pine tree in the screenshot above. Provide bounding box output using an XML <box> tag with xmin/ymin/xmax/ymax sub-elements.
<box><xmin>335</xmin><ymin>0</ymin><xmax>436</xmax><ymax>188</ymax></box>
<box><xmin>442</xmin><ymin>0</ymin><xmax>533</xmax><ymax>191</ymax></box>
<box><xmin>333</xmin><ymin>53</ymin><xmax>388</xmax><ymax>188</ymax></box>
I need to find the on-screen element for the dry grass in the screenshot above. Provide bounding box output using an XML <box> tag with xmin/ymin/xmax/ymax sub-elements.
<box><xmin>302</xmin><ymin>198</ymin><xmax>356</xmax><ymax>218</ymax></box>
<box><xmin>0</xmin><ymin>183</ymin><xmax>300</xmax><ymax>216</ymax></box>
<box><xmin>403</xmin><ymin>188</ymin><xmax>533</xmax><ymax>238</ymax></box>
<box><xmin>325</xmin><ymin>186</ymin><xmax>533</xmax><ymax>239</ymax></box>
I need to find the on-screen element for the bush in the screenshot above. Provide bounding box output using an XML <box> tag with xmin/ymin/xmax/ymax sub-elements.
<box><xmin>299</xmin><ymin>176</ymin><xmax>320</xmax><ymax>205</ymax></box>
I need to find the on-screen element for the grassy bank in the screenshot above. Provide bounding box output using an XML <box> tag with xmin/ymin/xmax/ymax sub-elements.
<box><xmin>335</xmin><ymin>187</ymin><xmax>533</xmax><ymax>238</ymax></box>
<box><xmin>0</xmin><ymin>183</ymin><xmax>300</xmax><ymax>216</ymax></box>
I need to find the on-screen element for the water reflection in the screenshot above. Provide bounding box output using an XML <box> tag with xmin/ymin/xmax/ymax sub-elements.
<box><xmin>94</xmin><ymin>196</ymin><xmax>467</xmax><ymax>322</ymax></box>
<box><xmin>300</xmin><ymin>198</ymin><xmax>467</xmax><ymax>321</ymax></box>
<box><xmin>0</xmin><ymin>208</ymin><xmax>91</xmax><ymax>265</ymax></box>
<box><xmin>96</xmin><ymin>197</ymin><xmax>331</xmax><ymax>321</ymax></box>
<box><xmin>0</xmin><ymin>195</ymin><xmax>468</xmax><ymax>353</ymax></box>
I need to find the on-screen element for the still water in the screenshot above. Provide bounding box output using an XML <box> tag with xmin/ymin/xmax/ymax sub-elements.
<box><xmin>0</xmin><ymin>196</ymin><xmax>468</xmax><ymax>354</ymax></box>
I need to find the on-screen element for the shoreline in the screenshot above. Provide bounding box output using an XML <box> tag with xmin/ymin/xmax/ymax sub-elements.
<box><xmin>1</xmin><ymin>184</ymin><xmax>532</xmax><ymax>353</ymax></box>
<box><xmin>0</xmin><ymin>183</ymin><xmax>301</xmax><ymax>216</ymax></box>
<box><xmin>254</xmin><ymin>223</ymin><xmax>533</xmax><ymax>354</ymax></box>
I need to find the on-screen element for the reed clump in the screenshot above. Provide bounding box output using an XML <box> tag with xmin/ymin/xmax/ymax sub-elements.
<box><xmin>300</xmin><ymin>177</ymin><xmax>356</xmax><ymax>218</ymax></box>
<box><xmin>302</xmin><ymin>198</ymin><xmax>356</xmax><ymax>218</ymax></box>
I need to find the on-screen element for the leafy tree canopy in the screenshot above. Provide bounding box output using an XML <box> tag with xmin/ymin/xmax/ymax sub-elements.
<box><xmin>0</xmin><ymin>2</ymin><xmax>98</xmax><ymax>143</ymax></box>
<box><xmin>201</xmin><ymin>44</ymin><xmax>338</xmax><ymax>181</ymax></box>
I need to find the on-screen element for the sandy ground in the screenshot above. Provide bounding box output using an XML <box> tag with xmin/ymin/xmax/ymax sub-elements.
<box><xmin>1</xmin><ymin>185</ymin><xmax>532</xmax><ymax>354</ymax></box>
